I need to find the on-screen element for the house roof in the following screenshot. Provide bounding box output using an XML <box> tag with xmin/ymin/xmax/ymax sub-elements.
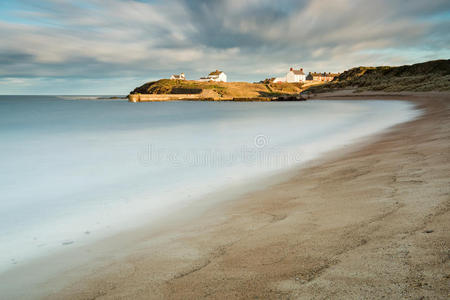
<box><xmin>208</xmin><ymin>70</ymin><xmax>223</xmax><ymax>76</ymax></box>
<box><xmin>310</xmin><ymin>72</ymin><xmax>339</xmax><ymax>77</ymax></box>
<box><xmin>171</xmin><ymin>73</ymin><xmax>185</xmax><ymax>78</ymax></box>
<box><xmin>291</xmin><ymin>70</ymin><xmax>305</xmax><ymax>75</ymax></box>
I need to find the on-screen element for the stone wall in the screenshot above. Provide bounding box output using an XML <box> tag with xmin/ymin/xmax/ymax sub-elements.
<box><xmin>128</xmin><ymin>94</ymin><xmax>204</xmax><ymax>102</ymax></box>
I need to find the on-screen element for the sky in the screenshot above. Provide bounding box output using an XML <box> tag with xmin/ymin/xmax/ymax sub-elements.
<box><xmin>0</xmin><ymin>0</ymin><xmax>449</xmax><ymax>95</ymax></box>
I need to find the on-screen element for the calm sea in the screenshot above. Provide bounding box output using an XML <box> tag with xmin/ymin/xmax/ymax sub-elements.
<box><xmin>0</xmin><ymin>95</ymin><xmax>419</xmax><ymax>272</ymax></box>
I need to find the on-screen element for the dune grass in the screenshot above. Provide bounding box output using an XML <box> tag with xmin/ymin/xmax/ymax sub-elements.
<box><xmin>304</xmin><ymin>59</ymin><xmax>450</xmax><ymax>94</ymax></box>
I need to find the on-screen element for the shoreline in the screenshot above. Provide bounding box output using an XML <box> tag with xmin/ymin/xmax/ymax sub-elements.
<box><xmin>3</xmin><ymin>92</ymin><xmax>450</xmax><ymax>299</ymax></box>
<box><xmin>127</xmin><ymin>93</ymin><xmax>306</xmax><ymax>102</ymax></box>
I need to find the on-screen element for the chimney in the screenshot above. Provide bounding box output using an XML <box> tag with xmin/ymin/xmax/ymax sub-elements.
<box><xmin>290</xmin><ymin>67</ymin><xmax>293</xmax><ymax>71</ymax></box>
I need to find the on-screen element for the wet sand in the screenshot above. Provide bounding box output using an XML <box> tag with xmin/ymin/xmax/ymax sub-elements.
<box><xmin>11</xmin><ymin>92</ymin><xmax>450</xmax><ymax>299</ymax></box>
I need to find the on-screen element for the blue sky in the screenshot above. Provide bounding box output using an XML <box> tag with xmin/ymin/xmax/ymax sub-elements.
<box><xmin>0</xmin><ymin>0</ymin><xmax>449</xmax><ymax>94</ymax></box>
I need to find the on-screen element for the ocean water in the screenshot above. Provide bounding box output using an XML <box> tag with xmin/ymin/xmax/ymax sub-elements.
<box><xmin>0</xmin><ymin>96</ymin><xmax>419</xmax><ymax>272</ymax></box>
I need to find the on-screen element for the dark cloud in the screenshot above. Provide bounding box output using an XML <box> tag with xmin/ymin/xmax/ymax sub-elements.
<box><xmin>0</xmin><ymin>52</ymin><xmax>33</xmax><ymax>66</ymax></box>
<box><xmin>179</xmin><ymin>0</ymin><xmax>306</xmax><ymax>48</ymax></box>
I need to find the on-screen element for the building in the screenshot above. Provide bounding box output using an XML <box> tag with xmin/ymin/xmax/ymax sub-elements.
<box><xmin>198</xmin><ymin>70</ymin><xmax>227</xmax><ymax>82</ymax></box>
<box><xmin>170</xmin><ymin>73</ymin><xmax>185</xmax><ymax>80</ymax></box>
<box><xmin>273</xmin><ymin>67</ymin><xmax>306</xmax><ymax>83</ymax></box>
<box><xmin>286</xmin><ymin>67</ymin><xmax>306</xmax><ymax>82</ymax></box>
<box><xmin>197</xmin><ymin>77</ymin><xmax>210</xmax><ymax>82</ymax></box>
<box><xmin>306</xmin><ymin>72</ymin><xmax>339</xmax><ymax>81</ymax></box>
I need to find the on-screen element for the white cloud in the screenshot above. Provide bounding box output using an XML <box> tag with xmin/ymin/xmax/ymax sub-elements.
<box><xmin>0</xmin><ymin>0</ymin><xmax>449</xmax><ymax>93</ymax></box>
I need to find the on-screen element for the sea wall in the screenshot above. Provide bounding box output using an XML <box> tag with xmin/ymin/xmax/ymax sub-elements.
<box><xmin>128</xmin><ymin>94</ymin><xmax>204</xmax><ymax>102</ymax></box>
<box><xmin>128</xmin><ymin>94</ymin><xmax>306</xmax><ymax>102</ymax></box>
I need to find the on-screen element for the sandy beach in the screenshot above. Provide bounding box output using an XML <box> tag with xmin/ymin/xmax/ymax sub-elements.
<box><xmin>14</xmin><ymin>92</ymin><xmax>450</xmax><ymax>299</ymax></box>
<box><xmin>1</xmin><ymin>0</ymin><xmax>448</xmax><ymax>298</ymax></box>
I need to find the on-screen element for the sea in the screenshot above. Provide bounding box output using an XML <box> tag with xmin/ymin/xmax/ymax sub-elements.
<box><xmin>0</xmin><ymin>95</ymin><xmax>419</xmax><ymax>273</ymax></box>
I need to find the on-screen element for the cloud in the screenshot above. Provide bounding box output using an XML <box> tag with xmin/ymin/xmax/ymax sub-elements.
<box><xmin>0</xmin><ymin>0</ymin><xmax>449</xmax><ymax>93</ymax></box>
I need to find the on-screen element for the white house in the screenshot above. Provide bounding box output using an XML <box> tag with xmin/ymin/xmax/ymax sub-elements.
<box><xmin>198</xmin><ymin>70</ymin><xmax>227</xmax><ymax>82</ymax></box>
<box><xmin>286</xmin><ymin>67</ymin><xmax>306</xmax><ymax>82</ymax></box>
<box><xmin>170</xmin><ymin>73</ymin><xmax>185</xmax><ymax>80</ymax></box>
<box><xmin>273</xmin><ymin>67</ymin><xmax>306</xmax><ymax>83</ymax></box>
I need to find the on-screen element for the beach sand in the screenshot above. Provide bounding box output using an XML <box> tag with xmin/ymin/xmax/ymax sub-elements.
<box><xmin>22</xmin><ymin>92</ymin><xmax>450</xmax><ymax>299</ymax></box>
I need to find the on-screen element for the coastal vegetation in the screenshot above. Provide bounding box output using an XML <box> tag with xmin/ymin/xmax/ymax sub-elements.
<box><xmin>130</xmin><ymin>79</ymin><xmax>304</xmax><ymax>99</ymax></box>
<box><xmin>304</xmin><ymin>59</ymin><xmax>450</xmax><ymax>94</ymax></box>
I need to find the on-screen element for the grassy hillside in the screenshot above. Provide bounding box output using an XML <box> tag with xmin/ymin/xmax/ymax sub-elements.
<box><xmin>304</xmin><ymin>59</ymin><xmax>450</xmax><ymax>93</ymax></box>
<box><xmin>130</xmin><ymin>79</ymin><xmax>303</xmax><ymax>99</ymax></box>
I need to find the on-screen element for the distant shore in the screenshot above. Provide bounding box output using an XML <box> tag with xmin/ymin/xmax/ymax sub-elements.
<box><xmin>127</xmin><ymin>93</ymin><xmax>306</xmax><ymax>102</ymax></box>
<box><xmin>3</xmin><ymin>91</ymin><xmax>449</xmax><ymax>299</ymax></box>
<box><xmin>128</xmin><ymin>79</ymin><xmax>310</xmax><ymax>101</ymax></box>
